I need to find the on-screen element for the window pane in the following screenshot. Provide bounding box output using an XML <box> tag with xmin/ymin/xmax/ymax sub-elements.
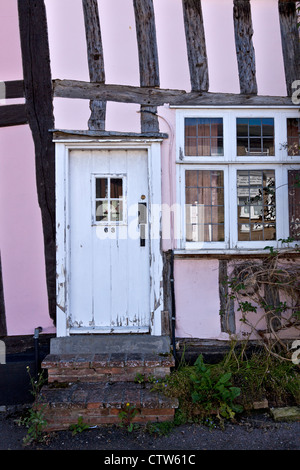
<box><xmin>288</xmin><ymin>170</ymin><xmax>300</xmax><ymax>239</ymax></box>
<box><xmin>185</xmin><ymin>137</ymin><xmax>197</xmax><ymax>156</ymax></box>
<box><xmin>110</xmin><ymin>178</ymin><xmax>123</xmax><ymax>198</ymax></box>
<box><xmin>249</xmin><ymin>119</ymin><xmax>262</xmax><ymax>137</ymax></box>
<box><xmin>237</xmin><ymin>138</ymin><xmax>248</xmax><ymax>156</ymax></box>
<box><xmin>237</xmin><ymin>119</ymin><xmax>248</xmax><ymax>137</ymax></box>
<box><xmin>111</xmin><ymin>200</ymin><xmax>123</xmax><ymax>222</ymax></box>
<box><xmin>186</xmin><ymin>170</ymin><xmax>198</xmax><ymax>187</ymax></box>
<box><xmin>96</xmin><ymin>200</ymin><xmax>109</xmax><ymax>222</ymax></box>
<box><xmin>197</xmin><ymin>137</ymin><xmax>211</xmax><ymax>156</ymax></box>
<box><xmin>237</xmin><ymin>170</ymin><xmax>276</xmax><ymax>241</ymax></box>
<box><xmin>185</xmin><ymin>170</ymin><xmax>224</xmax><ymax>242</ymax></box>
<box><xmin>237</xmin><ymin>118</ymin><xmax>274</xmax><ymax>156</ymax></box>
<box><xmin>287</xmin><ymin>118</ymin><xmax>300</xmax><ymax>156</ymax></box>
<box><xmin>185</xmin><ymin>118</ymin><xmax>224</xmax><ymax>156</ymax></box>
<box><xmin>96</xmin><ymin>178</ymin><xmax>108</xmax><ymax>198</ymax></box>
<box><xmin>262</xmin><ymin>118</ymin><xmax>274</xmax><ymax>136</ymax></box>
<box><xmin>197</xmin><ymin>119</ymin><xmax>210</xmax><ymax>137</ymax></box>
<box><xmin>211</xmin><ymin>138</ymin><xmax>223</xmax><ymax>156</ymax></box>
<box><xmin>249</xmin><ymin>138</ymin><xmax>263</xmax><ymax>153</ymax></box>
<box><xmin>185</xmin><ymin>118</ymin><xmax>197</xmax><ymax>136</ymax></box>
<box><xmin>186</xmin><ymin>187</ymin><xmax>198</xmax><ymax>205</ymax></box>
<box><xmin>262</xmin><ymin>138</ymin><xmax>274</xmax><ymax>156</ymax></box>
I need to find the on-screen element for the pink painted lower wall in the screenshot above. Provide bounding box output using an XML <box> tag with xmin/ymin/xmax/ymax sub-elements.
<box><xmin>174</xmin><ymin>259</ymin><xmax>222</xmax><ymax>339</ymax></box>
<box><xmin>0</xmin><ymin>125</ymin><xmax>55</xmax><ymax>336</ymax></box>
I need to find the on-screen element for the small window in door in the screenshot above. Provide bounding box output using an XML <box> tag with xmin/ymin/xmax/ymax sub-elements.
<box><xmin>95</xmin><ymin>176</ymin><xmax>124</xmax><ymax>223</ymax></box>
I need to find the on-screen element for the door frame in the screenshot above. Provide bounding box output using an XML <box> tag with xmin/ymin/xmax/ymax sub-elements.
<box><xmin>54</xmin><ymin>135</ymin><xmax>164</xmax><ymax>337</ymax></box>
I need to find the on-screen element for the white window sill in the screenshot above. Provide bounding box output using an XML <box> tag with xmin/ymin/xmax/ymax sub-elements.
<box><xmin>174</xmin><ymin>247</ymin><xmax>300</xmax><ymax>257</ymax></box>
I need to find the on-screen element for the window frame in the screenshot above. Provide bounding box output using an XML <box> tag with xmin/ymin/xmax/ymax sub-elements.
<box><xmin>176</xmin><ymin>107</ymin><xmax>300</xmax><ymax>252</ymax></box>
<box><xmin>91</xmin><ymin>173</ymin><xmax>127</xmax><ymax>226</ymax></box>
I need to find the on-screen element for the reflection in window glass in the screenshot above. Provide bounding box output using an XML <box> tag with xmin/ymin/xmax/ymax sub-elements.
<box><xmin>287</xmin><ymin>118</ymin><xmax>300</xmax><ymax>156</ymax></box>
<box><xmin>288</xmin><ymin>170</ymin><xmax>300</xmax><ymax>240</ymax></box>
<box><xmin>185</xmin><ymin>170</ymin><xmax>224</xmax><ymax>242</ymax></box>
<box><xmin>95</xmin><ymin>177</ymin><xmax>124</xmax><ymax>223</ymax></box>
<box><xmin>237</xmin><ymin>170</ymin><xmax>276</xmax><ymax>241</ymax></box>
<box><xmin>110</xmin><ymin>178</ymin><xmax>123</xmax><ymax>198</ymax></box>
<box><xmin>237</xmin><ymin>118</ymin><xmax>274</xmax><ymax>156</ymax></box>
<box><xmin>185</xmin><ymin>118</ymin><xmax>223</xmax><ymax>156</ymax></box>
<box><xmin>96</xmin><ymin>178</ymin><xmax>108</xmax><ymax>199</ymax></box>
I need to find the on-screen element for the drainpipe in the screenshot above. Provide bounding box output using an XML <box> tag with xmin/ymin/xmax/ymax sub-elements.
<box><xmin>170</xmin><ymin>251</ymin><xmax>177</xmax><ymax>364</ymax></box>
<box><xmin>33</xmin><ymin>326</ymin><xmax>43</xmax><ymax>377</ymax></box>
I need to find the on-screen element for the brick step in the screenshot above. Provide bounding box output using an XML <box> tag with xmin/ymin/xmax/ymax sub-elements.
<box><xmin>42</xmin><ymin>352</ymin><xmax>175</xmax><ymax>384</ymax></box>
<box><xmin>38</xmin><ymin>381</ymin><xmax>179</xmax><ymax>431</ymax></box>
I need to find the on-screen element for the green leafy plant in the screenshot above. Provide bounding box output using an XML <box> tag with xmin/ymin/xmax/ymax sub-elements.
<box><xmin>21</xmin><ymin>406</ymin><xmax>48</xmax><ymax>445</ymax></box>
<box><xmin>18</xmin><ymin>367</ymin><xmax>48</xmax><ymax>444</ymax></box>
<box><xmin>134</xmin><ymin>372</ymin><xmax>146</xmax><ymax>384</ymax></box>
<box><xmin>69</xmin><ymin>416</ymin><xmax>90</xmax><ymax>435</ymax></box>
<box><xmin>118</xmin><ymin>403</ymin><xmax>139</xmax><ymax>432</ymax></box>
<box><xmin>190</xmin><ymin>355</ymin><xmax>242</xmax><ymax>421</ymax></box>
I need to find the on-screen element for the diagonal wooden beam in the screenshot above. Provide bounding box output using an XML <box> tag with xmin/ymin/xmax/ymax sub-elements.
<box><xmin>18</xmin><ymin>0</ymin><xmax>56</xmax><ymax>324</ymax></box>
<box><xmin>182</xmin><ymin>0</ymin><xmax>209</xmax><ymax>92</ymax></box>
<box><xmin>233</xmin><ymin>0</ymin><xmax>257</xmax><ymax>95</ymax></box>
<box><xmin>278</xmin><ymin>0</ymin><xmax>300</xmax><ymax>96</ymax></box>
<box><xmin>82</xmin><ymin>0</ymin><xmax>106</xmax><ymax>130</ymax></box>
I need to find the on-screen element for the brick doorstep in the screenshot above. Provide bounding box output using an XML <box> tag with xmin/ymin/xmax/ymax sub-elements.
<box><xmin>37</xmin><ymin>382</ymin><xmax>178</xmax><ymax>432</ymax></box>
<box><xmin>42</xmin><ymin>352</ymin><xmax>174</xmax><ymax>384</ymax></box>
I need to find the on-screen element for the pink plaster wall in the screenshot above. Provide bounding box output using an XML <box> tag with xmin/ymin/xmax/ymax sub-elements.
<box><xmin>202</xmin><ymin>0</ymin><xmax>240</xmax><ymax>94</ymax></box>
<box><xmin>251</xmin><ymin>0</ymin><xmax>287</xmax><ymax>96</ymax></box>
<box><xmin>153</xmin><ymin>0</ymin><xmax>190</xmax><ymax>92</ymax></box>
<box><xmin>174</xmin><ymin>259</ymin><xmax>222</xmax><ymax>339</ymax></box>
<box><xmin>0</xmin><ymin>0</ymin><xmax>53</xmax><ymax>336</ymax></box>
<box><xmin>0</xmin><ymin>0</ymin><xmax>22</xmax><ymax>81</ymax></box>
<box><xmin>0</xmin><ymin>126</ymin><xmax>54</xmax><ymax>335</ymax></box>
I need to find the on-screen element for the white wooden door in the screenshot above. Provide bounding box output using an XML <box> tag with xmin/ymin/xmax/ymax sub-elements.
<box><xmin>69</xmin><ymin>149</ymin><xmax>150</xmax><ymax>333</ymax></box>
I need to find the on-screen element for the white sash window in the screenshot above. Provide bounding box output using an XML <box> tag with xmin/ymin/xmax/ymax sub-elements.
<box><xmin>176</xmin><ymin>108</ymin><xmax>300</xmax><ymax>251</ymax></box>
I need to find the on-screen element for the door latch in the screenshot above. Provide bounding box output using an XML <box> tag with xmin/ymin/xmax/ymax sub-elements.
<box><xmin>138</xmin><ymin>202</ymin><xmax>147</xmax><ymax>247</ymax></box>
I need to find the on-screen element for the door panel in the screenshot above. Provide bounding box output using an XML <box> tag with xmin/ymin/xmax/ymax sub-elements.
<box><xmin>69</xmin><ymin>149</ymin><xmax>150</xmax><ymax>332</ymax></box>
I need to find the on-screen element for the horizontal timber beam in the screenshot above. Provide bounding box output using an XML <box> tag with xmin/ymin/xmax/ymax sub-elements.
<box><xmin>0</xmin><ymin>104</ymin><xmax>28</xmax><ymax>127</ymax></box>
<box><xmin>1</xmin><ymin>80</ymin><xmax>25</xmax><ymax>99</ymax></box>
<box><xmin>53</xmin><ymin>79</ymin><xmax>297</xmax><ymax>107</ymax></box>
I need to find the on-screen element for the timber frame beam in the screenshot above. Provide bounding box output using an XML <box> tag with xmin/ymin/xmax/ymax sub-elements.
<box><xmin>278</xmin><ymin>0</ymin><xmax>300</xmax><ymax>96</ymax></box>
<box><xmin>53</xmin><ymin>79</ymin><xmax>297</xmax><ymax>107</ymax></box>
<box><xmin>0</xmin><ymin>254</ymin><xmax>6</xmax><ymax>337</ymax></box>
<box><xmin>18</xmin><ymin>0</ymin><xmax>56</xmax><ymax>323</ymax></box>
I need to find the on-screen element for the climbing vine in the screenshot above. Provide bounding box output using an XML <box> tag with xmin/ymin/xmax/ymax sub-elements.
<box><xmin>225</xmin><ymin>243</ymin><xmax>300</xmax><ymax>360</ymax></box>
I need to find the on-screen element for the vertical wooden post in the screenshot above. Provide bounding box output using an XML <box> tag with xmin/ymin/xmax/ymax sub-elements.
<box><xmin>133</xmin><ymin>0</ymin><xmax>160</xmax><ymax>132</ymax></box>
<box><xmin>278</xmin><ymin>0</ymin><xmax>300</xmax><ymax>96</ymax></box>
<box><xmin>0</xmin><ymin>253</ymin><xmax>7</xmax><ymax>336</ymax></box>
<box><xmin>18</xmin><ymin>0</ymin><xmax>56</xmax><ymax>324</ymax></box>
<box><xmin>233</xmin><ymin>0</ymin><xmax>257</xmax><ymax>95</ymax></box>
<box><xmin>219</xmin><ymin>260</ymin><xmax>236</xmax><ymax>335</ymax></box>
<box><xmin>82</xmin><ymin>0</ymin><xmax>106</xmax><ymax>130</ymax></box>
<box><xmin>182</xmin><ymin>0</ymin><xmax>209</xmax><ymax>92</ymax></box>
